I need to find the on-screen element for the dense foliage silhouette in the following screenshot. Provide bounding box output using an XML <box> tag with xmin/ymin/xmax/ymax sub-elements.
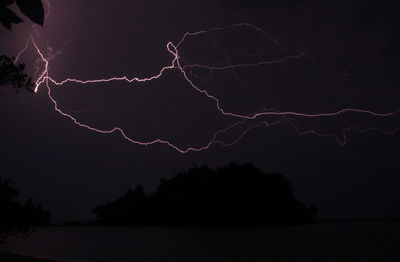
<box><xmin>93</xmin><ymin>163</ymin><xmax>316</xmax><ymax>226</ymax></box>
<box><xmin>0</xmin><ymin>177</ymin><xmax>51</xmax><ymax>241</ymax></box>
<box><xmin>0</xmin><ymin>55</ymin><xmax>34</xmax><ymax>94</ymax></box>
<box><xmin>0</xmin><ymin>1</ymin><xmax>44</xmax><ymax>94</ymax></box>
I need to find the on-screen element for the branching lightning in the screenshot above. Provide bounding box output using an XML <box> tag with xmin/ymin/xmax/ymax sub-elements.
<box><xmin>15</xmin><ymin>22</ymin><xmax>399</xmax><ymax>153</ymax></box>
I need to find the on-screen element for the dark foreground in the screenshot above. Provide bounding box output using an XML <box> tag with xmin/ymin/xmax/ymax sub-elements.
<box><xmin>1</xmin><ymin>222</ymin><xmax>400</xmax><ymax>262</ymax></box>
<box><xmin>0</xmin><ymin>252</ymin><xmax>55</xmax><ymax>262</ymax></box>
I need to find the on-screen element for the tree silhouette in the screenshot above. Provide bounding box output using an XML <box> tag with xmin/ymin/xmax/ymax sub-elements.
<box><xmin>0</xmin><ymin>0</ymin><xmax>44</xmax><ymax>31</ymax></box>
<box><xmin>0</xmin><ymin>177</ymin><xmax>51</xmax><ymax>242</ymax></box>
<box><xmin>93</xmin><ymin>186</ymin><xmax>148</xmax><ymax>226</ymax></box>
<box><xmin>0</xmin><ymin>55</ymin><xmax>34</xmax><ymax>93</ymax></box>
<box><xmin>93</xmin><ymin>163</ymin><xmax>316</xmax><ymax>226</ymax></box>
<box><xmin>0</xmin><ymin>1</ymin><xmax>44</xmax><ymax>94</ymax></box>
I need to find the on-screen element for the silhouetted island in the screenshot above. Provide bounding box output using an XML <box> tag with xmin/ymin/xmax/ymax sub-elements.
<box><xmin>93</xmin><ymin>163</ymin><xmax>316</xmax><ymax>226</ymax></box>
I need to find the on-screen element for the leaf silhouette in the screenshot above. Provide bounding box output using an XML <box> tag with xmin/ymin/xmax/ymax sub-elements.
<box><xmin>0</xmin><ymin>6</ymin><xmax>23</xmax><ymax>30</ymax></box>
<box><xmin>15</xmin><ymin>0</ymin><xmax>44</xmax><ymax>26</ymax></box>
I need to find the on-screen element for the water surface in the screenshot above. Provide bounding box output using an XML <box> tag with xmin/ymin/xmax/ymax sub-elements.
<box><xmin>1</xmin><ymin>223</ymin><xmax>399</xmax><ymax>261</ymax></box>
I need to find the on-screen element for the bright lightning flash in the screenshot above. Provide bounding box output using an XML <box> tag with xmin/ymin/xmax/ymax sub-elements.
<box><xmin>14</xmin><ymin>23</ymin><xmax>399</xmax><ymax>153</ymax></box>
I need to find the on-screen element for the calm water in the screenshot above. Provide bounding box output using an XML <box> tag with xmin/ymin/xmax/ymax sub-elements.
<box><xmin>1</xmin><ymin>223</ymin><xmax>400</xmax><ymax>262</ymax></box>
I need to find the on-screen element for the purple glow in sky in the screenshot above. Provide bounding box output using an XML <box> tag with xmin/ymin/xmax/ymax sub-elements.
<box><xmin>1</xmin><ymin>0</ymin><xmax>400</xmax><ymax>221</ymax></box>
<box><xmin>13</xmin><ymin>22</ymin><xmax>400</xmax><ymax>152</ymax></box>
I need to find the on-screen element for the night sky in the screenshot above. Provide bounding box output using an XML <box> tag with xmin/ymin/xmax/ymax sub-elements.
<box><xmin>1</xmin><ymin>0</ymin><xmax>399</xmax><ymax>221</ymax></box>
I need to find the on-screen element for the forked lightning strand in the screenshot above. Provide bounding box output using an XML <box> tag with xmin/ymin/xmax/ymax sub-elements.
<box><xmin>16</xmin><ymin>23</ymin><xmax>398</xmax><ymax>153</ymax></box>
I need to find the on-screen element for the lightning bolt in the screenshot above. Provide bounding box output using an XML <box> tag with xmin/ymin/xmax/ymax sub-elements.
<box><xmin>14</xmin><ymin>23</ymin><xmax>399</xmax><ymax>153</ymax></box>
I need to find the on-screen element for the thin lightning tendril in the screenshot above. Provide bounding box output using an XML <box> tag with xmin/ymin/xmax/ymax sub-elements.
<box><xmin>16</xmin><ymin>23</ymin><xmax>399</xmax><ymax>153</ymax></box>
